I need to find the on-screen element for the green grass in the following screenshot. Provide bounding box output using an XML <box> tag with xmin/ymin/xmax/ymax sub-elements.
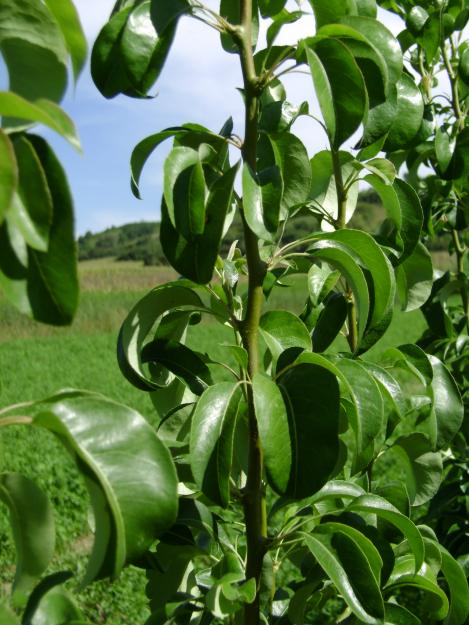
<box><xmin>0</xmin><ymin>260</ymin><xmax>428</xmax><ymax>623</ymax></box>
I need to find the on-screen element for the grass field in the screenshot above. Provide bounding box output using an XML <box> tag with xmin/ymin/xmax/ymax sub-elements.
<box><xmin>0</xmin><ymin>258</ymin><xmax>428</xmax><ymax>624</ymax></box>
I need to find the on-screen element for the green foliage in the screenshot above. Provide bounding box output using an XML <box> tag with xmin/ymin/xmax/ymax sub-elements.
<box><xmin>1</xmin><ymin>1</ymin><xmax>468</xmax><ymax>625</ymax></box>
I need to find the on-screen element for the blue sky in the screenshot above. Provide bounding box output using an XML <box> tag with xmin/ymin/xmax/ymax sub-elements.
<box><xmin>6</xmin><ymin>1</ymin><xmax>404</xmax><ymax>235</ymax></box>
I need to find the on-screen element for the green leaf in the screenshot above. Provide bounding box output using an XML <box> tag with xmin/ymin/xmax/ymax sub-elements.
<box><xmin>396</xmin><ymin>242</ymin><xmax>433</xmax><ymax>311</ymax></box>
<box><xmin>0</xmin><ymin>0</ymin><xmax>68</xmax><ymax>103</ymax></box>
<box><xmin>406</xmin><ymin>6</ymin><xmax>430</xmax><ymax>36</ymax></box>
<box><xmin>428</xmin><ymin>355</ymin><xmax>463</xmax><ymax>450</ymax></box>
<box><xmin>435</xmin><ymin>128</ymin><xmax>456</xmax><ymax>176</ymax></box>
<box><xmin>260</xmin><ymin>310</ymin><xmax>311</xmax><ymax>365</ymax></box>
<box><xmin>309</xmin><ymin>150</ymin><xmax>359</xmax><ymax>227</ymax></box>
<box><xmin>266</xmin><ymin>10</ymin><xmax>303</xmax><ymax>47</ymax></box>
<box><xmin>160</xmin><ymin>162</ymin><xmax>238</xmax><ymax>283</ymax></box>
<box><xmin>0</xmin><ymin>93</ymin><xmax>80</xmax><ymax>150</ymax></box>
<box><xmin>43</xmin><ymin>0</ymin><xmax>87</xmax><ymax>81</ymax></box>
<box><xmin>384</xmin><ymin>602</ymin><xmax>421</xmax><ymax>625</ymax></box>
<box><xmin>121</xmin><ymin>1</ymin><xmax>176</xmax><ymax>95</ymax></box>
<box><xmin>439</xmin><ymin>546</ymin><xmax>469</xmax><ymax>625</ymax></box>
<box><xmin>253</xmin><ymin>373</ymin><xmax>291</xmax><ymax>494</ymax></box>
<box><xmin>150</xmin><ymin>0</ymin><xmax>190</xmax><ymax>34</ymax></box>
<box><xmin>307</xmin><ymin>263</ymin><xmax>341</xmax><ymax>306</ymax></box>
<box><xmin>190</xmin><ymin>382</ymin><xmax>242</xmax><ymax>506</ymax></box>
<box><xmin>0</xmin><ymin>136</ymin><xmax>79</xmax><ymax>325</ymax></box>
<box><xmin>11</xmin><ymin>135</ymin><xmax>53</xmax><ymax>252</ymax></box>
<box><xmin>348</xmin><ymin>495</ymin><xmax>425</xmax><ymax>571</ymax></box>
<box><xmin>141</xmin><ymin>339</ymin><xmax>213</xmax><ymax>395</ymax></box>
<box><xmin>309</xmin><ymin>0</ymin><xmax>358</xmax><ymax>29</ymax></box>
<box><xmin>0</xmin><ymin>129</ymin><xmax>17</xmax><ymax>224</ymax></box>
<box><xmin>278</xmin><ymin>362</ymin><xmax>340</xmax><ymax>498</ymax></box>
<box><xmin>219</xmin><ymin>0</ymin><xmax>259</xmax><ymax>53</ymax></box>
<box><xmin>334</xmin><ymin>358</ymin><xmax>384</xmax><ymax>473</ymax></box>
<box><xmin>384</xmin><ymin>74</ymin><xmax>424</xmax><ymax>151</ymax></box>
<box><xmin>259</xmin><ymin>0</ymin><xmax>288</xmax><ymax>18</ymax></box>
<box><xmin>303</xmin><ymin>531</ymin><xmax>383</xmax><ymax>624</ymax></box>
<box><xmin>242</xmin><ymin>162</ymin><xmax>282</xmax><ymax>241</ymax></box>
<box><xmin>33</xmin><ymin>390</ymin><xmax>178</xmax><ymax>582</ymax></box>
<box><xmin>0</xmin><ymin>473</ymin><xmax>55</xmax><ymax>605</ymax></box>
<box><xmin>312</xmin><ymin>293</ymin><xmax>348</xmax><ymax>352</ymax></box>
<box><xmin>117</xmin><ymin>281</ymin><xmax>205</xmax><ymax>391</ymax></box>
<box><xmin>29</xmin><ymin>586</ymin><xmax>84</xmax><ymax>625</ymax></box>
<box><xmin>393</xmin><ymin>434</ymin><xmax>442</xmax><ymax>506</ymax></box>
<box><xmin>305</xmin><ymin>38</ymin><xmax>366</xmax><ymax>148</ymax></box>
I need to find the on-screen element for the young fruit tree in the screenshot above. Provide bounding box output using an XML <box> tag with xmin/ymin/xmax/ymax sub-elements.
<box><xmin>0</xmin><ymin>0</ymin><xmax>469</xmax><ymax>624</ymax></box>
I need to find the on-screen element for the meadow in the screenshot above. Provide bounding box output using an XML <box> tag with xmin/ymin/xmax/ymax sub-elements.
<box><xmin>0</xmin><ymin>258</ymin><xmax>429</xmax><ymax>624</ymax></box>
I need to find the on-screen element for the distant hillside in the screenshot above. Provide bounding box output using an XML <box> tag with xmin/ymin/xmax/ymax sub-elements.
<box><xmin>77</xmin><ymin>191</ymin><xmax>384</xmax><ymax>266</ymax></box>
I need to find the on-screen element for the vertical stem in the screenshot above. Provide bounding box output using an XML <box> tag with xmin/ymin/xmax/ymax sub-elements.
<box><xmin>451</xmin><ymin>228</ymin><xmax>469</xmax><ymax>321</ymax></box>
<box><xmin>236</xmin><ymin>2</ymin><xmax>267</xmax><ymax>623</ymax></box>
<box><xmin>331</xmin><ymin>149</ymin><xmax>358</xmax><ymax>352</ymax></box>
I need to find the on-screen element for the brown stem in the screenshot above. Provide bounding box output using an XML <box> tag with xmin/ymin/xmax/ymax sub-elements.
<box><xmin>236</xmin><ymin>2</ymin><xmax>267</xmax><ymax>623</ymax></box>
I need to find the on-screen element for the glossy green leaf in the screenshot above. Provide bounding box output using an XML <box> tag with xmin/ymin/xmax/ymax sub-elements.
<box><xmin>428</xmin><ymin>355</ymin><xmax>463</xmax><ymax>450</ymax></box>
<box><xmin>309</xmin><ymin>479</ymin><xmax>366</xmax><ymax>504</ymax></box>
<box><xmin>11</xmin><ymin>135</ymin><xmax>53</xmax><ymax>252</ymax></box>
<box><xmin>0</xmin><ymin>129</ymin><xmax>17</xmax><ymax>223</ymax></box>
<box><xmin>259</xmin><ymin>0</ymin><xmax>288</xmax><ymax>17</ymax></box>
<box><xmin>0</xmin><ymin>93</ymin><xmax>80</xmax><ymax>150</ymax></box>
<box><xmin>435</xmin><ymin>128</ymin><xmax>456</xmax><ymax>176</ymax></box>
<box><xmin>334</xmin><ymin>358</ymin><xmax>383</xmax><ymax>472</ymax></box>
<box><xmin>266</xmin><ymin>10</ymin><xmax>303</xmax><ymax>46</ymax></box>
<box><xmin>242</xmin><ymin>163</ymin><xmax>282</xmax><ymax>241</ymax></box>
<box><xmin>439</xmin><ymin>546</ymin><xmax>469</xmax><ymax>625</ymax></box>
<box><xmin>190</xmin><ymin>382</ymin><xmax>242</xmax><ymax>506</ymax></box>
<box><xmin>278</xmin><ymin>362</ymin><xmax>340</xmax><ymax>498</ymax></box>
<box><xmin>309</xmin><ymin>150</ymin><xmax>359</xmax><ymax>227</ymax></box>
<box><xmin>303</xmin><ymin>531</ymin><xmax>383</xmax><ymax>624</ymax></box>
<box><xmin>393</xmin><ymin>434</ymin><xmax>443</xmax><ymax>506</ymax></box>
<box><xmin>118</xmin><ymin>282</ymin><xmax>204</xmax><ymax>391</ymax></box>
<box><xmin>396</xmin><ymin>242</ymin><xmax>433</xmax><ymax>311</ymax></box>
<box><xmin>406</xmin><ymin>6</ymin><xmax>429</xmax><ymax>36</ymax></box>
<box><xmin>260</xmin><ymin>310</ymin><xmax>311</xmax><ymax>364</ymax></box>
<box><xmin>150</xmin><ymin>0</ymin><xmax>190</xmax><ymax>34</ymax></box>
<box><xmin>265</xmin><ymin>132</ymin><xmax>311</xmax><ymax>214</ymax></box>
<box><xmin>0</xmin><ymin>0</ymin><xmax>68</xmax><ymax>103</ymax></box>
<box><xmin>309</xmin><ymin>0</ymin><xmax>358</xmax><ymax>28</ymax></box>
<box><xmin>0</xmin><ymin>473</ymin><xmax>55</xmax><ymax>605</ymax></box>
<box><xmin>121</xmin><ymin>1</ymin><xmax>175</xmax><ymax>95</ymax></box>
<box><xmin>384</xmin><ymin>602</ymin><xmax>421</xmax><ymax>625</ymax></box>
<box><xmin>160</xmin><ymin>162</ymin><xmax>238</xmax><ymax>283</ymax></box>
<box><xmin>312</xmin><ymin>293</ymin><xmax>348</xmax><ymax>352</ymax></box>
<box><xmin>348</xmin><ymin>495</ymin><xmax>424</xmax><ymax>571</ymax></box>
<box><xmin>29</xmin><ymin>587</ymin><xmax>84</xmax><ymax>625</ymax></box>
<box><xmin>306</xmin><ymin>38</ymin><xmax>366</xmax><ymax>148</ymax></box>
<box><xmin>307</xmin><ymin>240</ymin><xmax>370</xmax><ymax>345</ymax></box>
<box><xmin>43</xmin><ymin>0</ymin><xmax>87</xmax><ymax>81</ymax></box>
<box><xmin>0</xmin><ymin>136</ymin><xmax>79</xmax><ymax>325</ymax></box>
<box><xmin>253</xmin><ymin>373</ymin><xmax>291</xmax><ymax>494</ymax></box>
<box><xmin>307</xmin><ymin>263</ymin><xmax>341</xmax><ymax>306</ymax></box>
<box><xmin>384</xmin><ymin>74</ymin><xmax>424</xmax><ymax>151</ymax></box>
<box><xmin>141</xmin><ymin>339</ymin><xmax>213</xmax><ymax>395</ymax></box>
<box><xmin>33</xmin><ymin>390</ymin><xmax>178</xmax><ymax>582</ymax></box>
<box><xmin>459</xmin><ymin>47</ymin><xmax>469</xmax><ymax>86</ymax></box>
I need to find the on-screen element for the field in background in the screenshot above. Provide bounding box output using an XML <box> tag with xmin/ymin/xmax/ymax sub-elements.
<box><xmin>0</xmin><ymin>258</ymin><xmax>428</xmax><ymax>624</ymax></box>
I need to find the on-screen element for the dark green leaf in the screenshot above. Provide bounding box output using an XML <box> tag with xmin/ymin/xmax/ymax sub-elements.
<box><xmin>0</xmin><ymin>129</ymin><xmax>17</xmax><ymax>224</ymax></box>
<box><xmin>278</xmin><ymin>362</ymin><xmax>340</xmax><ymax>498</ymax></box>
<box><xmin>393</xmin><ymin>434</ymin><xmax>443</xmax><ymax>506</ymax></box>
<box><xmin>0</xmin><ymin>93</ymin><xmax>80</xmax><ymax>150</ymax></box>
<box><xmin>384</xmin><ymin>602</ymin><xmax>421</xmax><ymax>625</ymax></box>
<box><xmin>242</xmin><ymin>163</ymin><xmax>282</xmax><ymax>241</ymax></box>
<box><xmin>253</xmin><ymin>373</ymin><xmax>291</xmax><ymax>494</ymax></box>
<box><xmin>259</xmin><ymin>0</ymin><xmax>287</xmax><ymax>18</ymax></box>
<box><xmin>0</xmin><ymin>136</ymin><xmax>79</xmax><ymax>325</ymax></box>
<box><xmin>303</xmin><ymin>531</ymin><xmax>383</xmax><ymax>624</ymax></box>
<box><xmin>312</xmin><ymin>293</ymin><xmax>348</xmax><ymax>352</ymax></box>
<box><xmin>160</xmin><ymin>162</ymin><xmax>238</xmax><ymax>283</ymax></box>
<box><xmin>306</xmin><ymin>38</ymin><xmax>366</xmax><ymax>148</ymax></box>
<box><xmin>150</xmin><ymin>0</ymin><xmax>190</xmax><ymax>34</ymax></box>
<box><xmin>396</xmin><ymin>242</ymin><xmax>433</xmax><ymax>311</ymax></box>
<box><xmin>348</xmin><ymin>495</ymin><xmax>425</xmax><ymax>571</ymax></box>
<box><xmin>429</xmin><ymin>355</ymin><xmax>463</xmax><ymax>450</ymax></box>
<box><xmin>117</xmin><ymin>281</ymin><xmax>205</xmax><ymax>391</ymax></box>
<box><xmin>307</xmin><ymin>263</ymin><xmax>341</xmax><ymax>306</ymax></box>
<box><xmin>141</xmin><ymin>339</ymin><xmax>213</xmax><ymax>395</ymax></box>
<box><xmin>190</xmin><ymin>382</ymin><xmax>242</xmax><ymax>506</ymax></box>
<box><xmin>33</xmin><ymin>391</ymin><xmax>178</xmax><ymax>582</ymax></box>
<box><xmin>435</xmin><ymin>128</ymin><xmax>455</xmax><ymax>175</ymax></box>
<box><xmin>406</xmin><ymin>6</ymin><xmax>430</xmax><ymax>36</ymax></box>
<box><xmin>260</xmin><ymin>310</ymin><xmax>311</xmax><ymax>364</ymax></box>
<box><xmin>439</xmin><ymin>546</ymin><xmax>469</xmax><ymax>625</ymax></box>
<box><xmin>43</xmin><ymin>0</ymin><xmax>87</xmax><ymax>81</ymax></box>
<box><xmin>11</xmin><ymin>135</ymin><xmax>53</xmax><ymax>252</ymax></box>
<box><xmin>0</xmin><ymin>473</ymin><xmax>55</xmax><ymax>605</ymax></box>
<box><xmin>0</xmin><ymin>0</ymin><xmax>68</xmax><ymax>103</ymax></box>
<box><xmin>309</xmin><ymin>0</ymin><xmax>358</xmax><ymax>29</ymax></box>
<box><xmin>384</xmin><ymin>74</ymin><xmax>424</xmax><ymax>151</ymax></box>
